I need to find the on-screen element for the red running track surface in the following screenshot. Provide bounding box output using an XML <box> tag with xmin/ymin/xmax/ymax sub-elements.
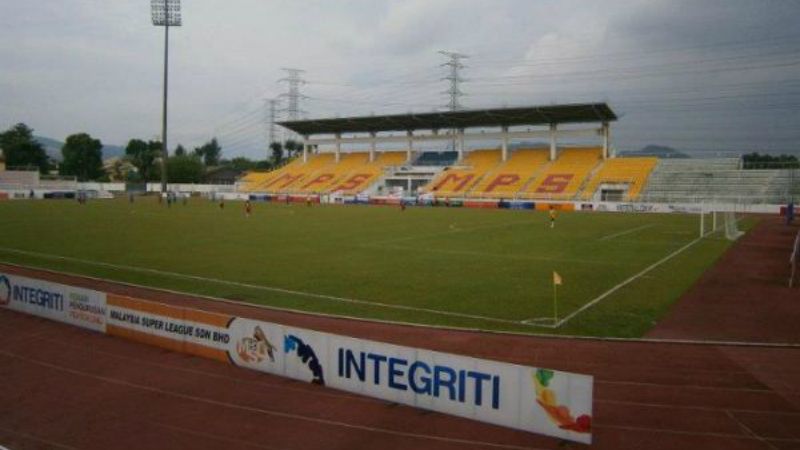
<box><xmin>1</xmin><ymin>215</ymin><xmax>799</xmax><ymax>450</ymax></box>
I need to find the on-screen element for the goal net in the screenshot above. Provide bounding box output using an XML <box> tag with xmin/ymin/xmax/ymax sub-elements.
<box><xmin>699</xmin><ymin>205</ymin><xmax>744</xmax><ymax>240</ymax></box>
<box><xmin>723</xmin><ymin>211</ymin><xmax>744</xmax><ymax>241</ymax></box>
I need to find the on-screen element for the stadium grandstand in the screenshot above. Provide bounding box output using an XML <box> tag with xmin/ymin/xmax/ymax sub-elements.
<box><xmin>1</xmin><ymin>103</ymin><xmax>795</xmax><ymax>205</ymax></box>
<box><xmin>231</xmin><ymin>102</ymin><xmax>799</xmax><ymax>205</ymax></box>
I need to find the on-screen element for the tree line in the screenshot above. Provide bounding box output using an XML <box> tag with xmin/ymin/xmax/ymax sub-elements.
<box><xmin>742</xmin><ymin>152</ymin><xmax>799</xmax><ymax>169</ymax></box>
<box><xmin>0</xmin><ymin>122</ymin><xmax>306</xmax><ymax>183</ymax></box>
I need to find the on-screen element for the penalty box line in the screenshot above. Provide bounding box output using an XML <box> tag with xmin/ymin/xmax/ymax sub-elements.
<box><xmin>555</xmin><ymin>233</ymin><xmax>708</xmax><ymax>328</ymax></box>
<box><xmin>0</xmin><ymin>246</ymin><xmax>555</xmax><ymax>329</ymax></box>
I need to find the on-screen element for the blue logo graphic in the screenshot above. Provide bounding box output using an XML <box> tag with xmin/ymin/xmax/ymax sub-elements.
<box><xmin>0</xmin><ymin>276</ymin><xmax>10</xmax><ymax>306</ymax></box>
<box><xmin>284</xmin><ymin>334</ymin><xmax>325</xmax><ymax>385</ymax></box>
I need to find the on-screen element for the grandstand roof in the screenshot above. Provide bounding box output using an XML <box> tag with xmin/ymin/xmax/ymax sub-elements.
<box><xmin>278</xmin><ymin>103</ymin><xmax>617</xmax><ymax>136</ymax></box>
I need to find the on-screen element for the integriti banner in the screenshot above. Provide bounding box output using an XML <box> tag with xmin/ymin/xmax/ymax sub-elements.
<box><xmin>226</xmin><ymin>317</ymin><xmax>593</xmax><ymax>443</ymax></box>
<box><xmin>0</xmin><ymin>272</ymin><xmax>106</xmax><ymax>332</ymax></box>
<box><xmin>0</xmin><ymin>272</ymin><xmax>593</xmax><ymax>443</ymax></box>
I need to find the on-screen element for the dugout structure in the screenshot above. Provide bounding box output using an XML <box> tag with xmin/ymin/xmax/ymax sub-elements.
<box><xmin>278</xmin><ymin>103</ymin><xmax>617</xmax><ymax>164</ymax></box>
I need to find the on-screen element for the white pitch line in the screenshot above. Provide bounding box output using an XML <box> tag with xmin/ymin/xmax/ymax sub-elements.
<box><xmin>365</xmin><ymin>219</ymin><xmax>537</xmax><ymax>246</ymax></box>
<box><xmin>598</xmin><ymin>223</ymin><xmax>657</xmax><ymax>241</ymax></box>
<box><xmin>363</xmin><ymin>243</ymin><xmax>620</xmax><ymax>266</ymax></box>
<box><xmin>555</xmin><ymin>235</ymin><xmax>704</xmax><ymax>328</ymax></box>
<box><xmin>0</xmin><ymin>246</ymin><xmax>548</xmax><ymax>328</ymax></box>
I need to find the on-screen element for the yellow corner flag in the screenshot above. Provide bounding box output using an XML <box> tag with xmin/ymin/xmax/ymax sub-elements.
<box><xmin>552</xmin><ymin>271</ymin><xmax>562</xmax><ymax>324</ymax></box>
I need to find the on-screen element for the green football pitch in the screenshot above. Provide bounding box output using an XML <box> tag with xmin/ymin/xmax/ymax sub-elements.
<box><xmin>0</xmin><ymin>197</ymin><xmax>753</xmax><ymax>337</ymax></box>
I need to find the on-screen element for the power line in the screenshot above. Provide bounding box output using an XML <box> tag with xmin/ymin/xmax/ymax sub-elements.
<box><xmin>266</xmin><ymin>98</ymin><xmax>279</xmax><ymax>145</ymax></box>
<box><xmin>479</xmin><ymin>31</ymin><xmax>800</xmax><ymax>67</ymax></box>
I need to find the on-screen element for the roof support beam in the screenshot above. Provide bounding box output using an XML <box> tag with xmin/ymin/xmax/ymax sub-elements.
<box><xmin>335</xmin><ymin>133</ymin><xmax>341</xmax><ymax>163</ymax></box>
<box><xmin>501</xmin><ymin>126</ymin><xmax>509</xmax><ymax>162</ymax></box>
<box><xmin>306</xmin><ymin>127</ymin><xmax>602</xmax><ymax>146</ymax></box>
<box><xmin>406</xmin><ymin>130</ymin><xmax>413</xmax><ymax>163</ymax></box>
<box><xmin>602</xmin><ymin>122</ymin><xmax>610</xmax><ymax>159</ymax></box>
<box><xmin>369</xmin><ymin>132</ymin><xmax>376</xmax><ymax>162</ymax></box>
<box><xmin>549</xmin><ymin>124</ymin><xmax>557</xmax><ymax>161</ymax></box>
<box><xmin>457</xmin><ymin>129</ymin><xmax>465</xmax><ymax>161</ymax></box>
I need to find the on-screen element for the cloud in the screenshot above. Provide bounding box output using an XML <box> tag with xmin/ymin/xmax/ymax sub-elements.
<box><xmin>1</xmin><ymin>0</ymin><xmax>798</xmax><ymax>158</ymax></box>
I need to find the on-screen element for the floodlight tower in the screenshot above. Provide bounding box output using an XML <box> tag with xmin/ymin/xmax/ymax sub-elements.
<box><xmin>151</xmin><ymin>0</ymin><xmax>182</xmax><ymax>193</ymax></box>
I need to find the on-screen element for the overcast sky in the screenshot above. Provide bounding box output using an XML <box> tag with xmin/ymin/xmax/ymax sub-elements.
<box><xmin>1</xmin><ymin>0</ymin><xmax>799</xmax><ymax>159</ymax></box>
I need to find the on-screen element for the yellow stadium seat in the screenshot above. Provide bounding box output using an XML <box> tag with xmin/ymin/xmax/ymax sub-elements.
<box><xmin>333</xmin><ymin>151</ymin><xmax>407</xmax><ymax>195</ymax></box>
<box><xmin>266</xmin><ymin>153</ymin><xmax>337</xmax><ymax>192</ymax></box>
<box><xmin>521</xmin><ymin>147</ymin><xmax>602</xmax><ymax>200</ymax></box>
<box><xmin>470</xmin><ymin>149</ymin><xmax>549</xmax><ymax>198</ymax></box>
<box><xmin>422</xmin><ymin>149</ymin><xmax>501</xmax><ymax>197</ymax></box>
<box><xmin>239</xmin><ymin>154</ymin><xmax>336</xmax><ymax>192</ymax></box>
<box><xmin>580</xmin><ymin>157</ymin><xmax>658</xmax><ymax>200</ymax></box>
<box><xmin>242</xmin><ymin>151</ymin><xmax>407</xmax><ymax>195</ymax></box>
<box><xmin>238</xmin><ymin>157</ymin><xmax>303</xmax><ymax>192</ymax></box>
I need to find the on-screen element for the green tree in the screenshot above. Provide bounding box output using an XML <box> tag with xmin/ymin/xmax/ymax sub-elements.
<box><xmin>742</xmin><ymin>152</ymin><xmax>800</xmax><ymax>169</ymax></box>
<box><xmin>270</xmin><ymin>141</ymin><xmax>284</xmax><ymax>165</ymax></box>
<box><xmin>174</xmin><ymin>144</ymin><xmax>186</xmax><ymax>156</ymax></box>
<box><xmin>159</xmin><ymin>154</ymin><xmax>204</xmax><ymax>183</ymax></box>
<box><xmin>0</xmin><ymin>123</ymin><xmax>49</xmax><ymax>173</ymax></box>
<box><xmin>255</xmin><ymin>160</ymin><xmax>272</xmax><ymax>170</ymax></box>
<box><xmin>60</xmin><ymin>133</ymin><xmax>104</xmax><ymax>181</ymax></box>
<box><xmin>125</xmin><ymin>138</ymin><xmax>160</xmax><ymax>182</ymax></box>
<box><xmin>194</xmin><ymin>137</ymin><xmax>222</xmax><ymax>166</ymax></box>
<box><xmin>228</xmin><ymin>156</ymin><xmax>257</xmax><ymax>171</ymax></box>
<box><xmin>283</xmin><ymin>139</ymin><xmax>301</xmax><ymax>157</ymax></box>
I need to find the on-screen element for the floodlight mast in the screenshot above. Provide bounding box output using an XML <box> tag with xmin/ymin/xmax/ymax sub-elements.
<box><xmin>151</xmin><ymin>0</ymin><xmax>182</xmax><ymax>194</ymax></box>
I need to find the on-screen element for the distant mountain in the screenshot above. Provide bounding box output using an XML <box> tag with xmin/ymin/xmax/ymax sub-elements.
<box><xmin>34</xmin><ymin>136</ymin><xmax>64</xmax><ymax>161</ymax></box>
<box><xmin>34</xmin><ymin>136</ymin><xmax>125</xmax><ymax>162</ymax></box>
<box><xmin>618</xmin><ymin>145</ymin><xmax>690</xmax><ymax>159</ymax></box>
<box><xmin>101</xmin><ymin>144</ymin><xmax>125</xmax><ymax>160</ymax></box>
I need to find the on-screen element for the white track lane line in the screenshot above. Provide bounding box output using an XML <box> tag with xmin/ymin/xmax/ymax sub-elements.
<box><xmin>37</xmin><ymin>331</ymin><xmax>800</xmax><ymax>418</ymax></box>
<box><xmin>0</xmin><ymin>426</ymin><xmax>78</xmax><ymax>450</ymax></box>
<box><xmin>32</xmin><ymin>332</ymin><xmax>387</xmax><ymax>405</ymax></box>
<box><xmin>0</xmin><ymin>350</ymin><xmax>547</xmax><ymax>450</ymax></box>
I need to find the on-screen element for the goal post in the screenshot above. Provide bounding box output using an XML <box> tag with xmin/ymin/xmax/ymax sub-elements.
<box><xmin>699</xmin><ymin>202</ymin><xmax>743</xmax><ymax>240</ymax></box>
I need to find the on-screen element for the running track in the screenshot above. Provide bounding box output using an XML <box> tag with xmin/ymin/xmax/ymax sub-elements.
<box><xmin>1</xmin><ymin>220</ymin><xmax>799</xmax><ymax>449</ymax></box>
